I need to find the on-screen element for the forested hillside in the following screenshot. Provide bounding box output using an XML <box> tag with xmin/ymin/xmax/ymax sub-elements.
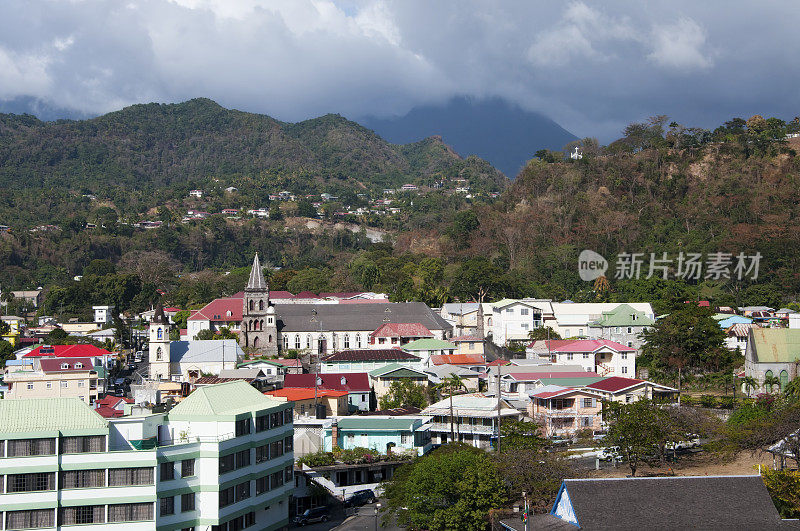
<box><xmin>3</xmin><ymin>109</ymin><xmax>800</xmax><ymax>319</ymax></box>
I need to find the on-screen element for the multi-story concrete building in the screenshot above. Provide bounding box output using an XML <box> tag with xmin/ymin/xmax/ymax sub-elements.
<box><xmin>3</xmin><ymin>357</ymin><xmax>100</xmax><ymax>404</ymax></box>
<box><xmin>420</xmin><ymin>393</ymin><xmax>521</xmax><ymax>449</ymax></box>
<box><xmin>0</xmin><ymin>380</ymin><xmax>294</xmax><ymax>530</ymax></box>
<box><xmin>587</xmin><ymin>303</ymin><xmax>654</xmax><ymax>350</ymax></box>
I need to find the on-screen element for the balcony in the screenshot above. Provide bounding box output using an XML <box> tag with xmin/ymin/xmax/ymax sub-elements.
<box><xmin>430</xmin><ymin>422</ymin><xmax>495</xmax><ymax>435</ymax></box>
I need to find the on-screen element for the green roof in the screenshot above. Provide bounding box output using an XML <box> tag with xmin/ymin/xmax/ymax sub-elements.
<box><xmin>334</xmin><ymin>417</ymin><xmax>418</xmax><ymax>431</ymax></box>
<box><xmin>751</xmin><ymin>329</ymin><xmax>800</xmax><ymax>363</ymax></box>
<box><xmin>589</xmin><ymin>304</ymin><xmax>654</xmax><ymax>328</ymax></box>
<box><xmin>169</xmin><ymin>380</ymin><xmax>285</xmax><ymax>420</ymax></box>
<box><xmin>536</xmin><ymin>376</ymin><xmax>606</xmax><ymax>387</ymax></box>
<box><xmin>402</xmin><ymin>338</ymin><xmax>456</xmax><ymax>351</ymax></box>
<box><xmin>0</xmin><ymin>398</ymin><xmax>108</xmax><ymax>436</ymax></box>
<box><xmin>369</xmin><ymin>363</ymin><xmax>428</xmax><ymax>378</ymax></box>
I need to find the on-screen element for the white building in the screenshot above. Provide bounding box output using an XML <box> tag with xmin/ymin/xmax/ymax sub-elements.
<box><xmin>550</xmin><ymin>302</ymin><xmax>655</xmax><ymax>339</ymax></box>
<box><xmin>420</xmin><ymin>393</ymin><xmax>521</xmax><ymax>449</ymax></box>
<box><xmin>0</xmin><ymin>381</ymin><xmax>294</xmax><ymax>530</ymax></box>
<box><xmin>93</xmin><ymin>305</ymin><xmax>115</xmax><ymax>325</ymax></box>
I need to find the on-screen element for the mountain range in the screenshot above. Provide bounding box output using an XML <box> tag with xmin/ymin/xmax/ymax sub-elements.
<box><xmin>360</xmin><ymin>96</ymin><xmax>578</xmax><ymax>177</ymax></box>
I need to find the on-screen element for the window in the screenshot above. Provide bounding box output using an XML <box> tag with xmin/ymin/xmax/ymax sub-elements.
<box><xmin>627</xmin><ymin>327</ymin><xmax>632</xmax><ymax>334</ymax></box>
<box><xmin>270</xmin><ymin>440</ymin><xmax>284</xmax><ymax>458</ymax></box>
<box><xmin>61</xmin><ymin>435</ymin><xmax>105</xmax><ymax>454</ymax></box>
<box><xmin>60</xmin><ymin>505</ymin><xmax>105</xmax><ymax>525</ymax></box>
<box><xmin>160</xmin><ymin>462</ymin><xmax>174</xmax><ymax>481</ymax></box>
<box><xmin>625</xmin><ymin>394</ymin><xmax>633</xmax><ymax>403</ymax></box>
<box><xmin>284</xmin><ymin>465</ymin><xmax>293</xmax><ymax>483</ymax></box>
<box><xmin>219</xmin><ymin>486</ymin><xmax>235</xmax><ymax>507</ymax></box>
<box><xmin>271</xmin><ymin>470</ymin><xmax>284</xmax><ymax>489</ymax></box>
<box><xmin>78</xmin><ymin>380</ymin><xmax>85</xmax><ymax>387</ymax></box>
<box><xmin>566</xmin><ymin>353</ymin><xmax>573</xmax><ymax>361</ymax></box>
<box><xmin>256</xmin><ymin>415</ymin><xmax>268</xmax><ymax>432</ymax></box>
<box><xmin>181</xmin><ymin>459</ymin><xmax>195</xmax><ymax>478</ymax></box>
<box><xmin>7</xmin><ymin>438</ymin><xmax>55</xmax><ymax>456</ymax></box>
<box><xmin>156</xmin><ymin>346</ymin><xmax>163</xmax><ymax>360</ymax></box>
<box><xmin>235</xmin><ymin>480</ymin><xmax>251</xmax><ymax>501</ymax></box>
<box><xmin>582</xmin><ymin>398</ymin><xmax>594</xmax><ymax>408</ymax></box>
<box><xmin>46</xmin><ymin>382</ymin><xmax>52</xmax><ymax>389</ymax></box>
<box><xmin>344</xmin><ymin>334</ymin><xmax>350</xmax><ymax>349</ymax></box>
<box><xmin>627</xmin><ymin>341</ymin><xmax>633</xmax><ymax>348</ymax></box>
<box><xmin>283</xmin><ymin>336</ymin><xmax>289</xmax><ymax>349</ymax></box>
<box><xmin>285</xmin><ymin>436</ymin><xmax>293</xmax><ymax>452</ymax></box>
<box><xmin>285</xmin><ymin>407</ymin><xmax>293</xmax><ymax>423</ymax></box>
<box><xmin>256</xmin><ymin>444</ymin><xmax>269</xmax><ymax>463</ymax></box>
<box><xmin>8</xmin><ymin>473</ymin><xmax>55</xmax><ymax>492</ymax></box>
<box><xmin>160</xmin><ymin>497</ymin><xmax>175</xmax><ymax>516</ymax></box>
<box><xmin>256</xmin><ymin>476</ymin><xmax>269</xmax><ymax>495</ymax></box>
<box><xmin>521</xmin><ymin>323</ymin><xmax>529</xmax><ymax>330</ymax></box>
<box><xmin>109</xmin><ymin>467</ymin><xmax>153</xmax><ymax>486</ymax></box>
<box><xmin>26</xmin><ymin>382</ymin><xmax>34</xmax><ymax>390</ymax></box>
<box><xmin>520</xmin><ymin>308</ymin><xmax>529</xmax><ymax>315</ymax></box>
<box><xmin>401</xmin><ymin>432</ymin><xmax>411</xmax><ymax>445</ymax></box>
<box><xmin>271</xmin><ymin>411</ymin><xmax>283</xmax><ymax>428</ymax></box>
<box><xmin>583</xmin><ymin>353</ymin><xmax>590</xmax><ymax>359</ymax></box>
<box><xmin>622</xmin><ymin>367</ymin><xmax>628</xmax><ymax>374</ymax></box>
<box><xmin>621</xmin><ymin>352</ymin><xmax>628</xmax><ymax>360</ymax></box>
<box><xmin>157</xmin><ymin>328</ymin><xmax>163</xmax><ymax>340</ymax></box>
<box><xmin>356</xmin><ymin>334</ymin><xmax>362</xmax><ymax>348</ymax></box>
<box><xmin>6</xmin><ymin>509</ymin><xmax>55</xmax><ymax>529</ymax></box>
<box><xmin>578</xmin><ymin>329</ymin><xmax>584</xmax><ymax>336</ymax></box>
<box><xmin>235</xmin><ymin>449</ymin><xmax>251</xmax><ymax>468</ymax></box>
<box><xmin>108</xmin><ymin>503</ymin><xmax>153</xmax><ymax>522</ymax></box>
<box><xmin>181</xmin><ymin>493</ymin><xmax>196</xmax><ymax>512</ymax></box>
<box><xmin>61</xmin><ymin>380</ymin><xmax>68</xmax><ymax>388</ymax></box>
<box><xmin>235</xmin><ymin>418</ymin><xmax>251</xmax><ymax>436</ymax></box>
<box><xmin>61</xmin><ymin>362</ymin><xmax>70</xmax><ymax>369</ymax></box>
<box><xmin>75</xmin><ymin>362</ymin><xmax>83</xmax><ymax>369</ymax></box>
<box><xmin>61</xmin><ymin>469</ymin><xmax>105</xmax><ymax>488</ymax></box>
<box><xmin>295</xmin><ymin>335</ymin><xmax>301</xmax><ymax>349</ymax></box>
<box><xmin>219</xmin><ymin>454</ymin><xmax>235</xmax><ymax>474</ymax></box>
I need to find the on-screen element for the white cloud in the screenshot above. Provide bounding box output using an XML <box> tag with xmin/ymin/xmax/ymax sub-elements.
<box><xmin>0</xmin><ymin>46</ymin><xmax>51</xmax><ymax>98</ymax></box>
<box><xmin>648</xmin><ymin>17</ymin><xmax>712</xmax><ymax>70</ymax></box>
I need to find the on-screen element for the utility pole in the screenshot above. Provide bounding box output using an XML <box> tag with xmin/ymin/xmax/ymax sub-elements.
<box><xmin>496</xmin><ymin>362</ymin><xmax>502</xmax><ymax>453</ymax></box>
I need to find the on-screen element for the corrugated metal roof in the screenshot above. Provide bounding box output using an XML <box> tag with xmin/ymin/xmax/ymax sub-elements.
<box><xmin>169</xmin><ymin>339</ymin><xmax>244</xmax><ymax>363</ymax></box>
<box><xmin>402</xmin><ymin>338</ymin><xmax>457</xmax><ymax>350</ymax></box>
<box><xmin>321</xmin><ymin>349</ymin><xmax>420</xmax><ymax>362</ymax></box>
<box><xmin>369</xmin><ymin>363</ymin><xmax>428</xmax><ymax>377</ymax></box>
<box><xmin>334</xmin><ymin>417</ymin><xmax>420</xmax><ymax>431</ymax></box>
<box><xmin>588</xmin><ymin>304</ymin><xmax>654</xmax><ymax>327</ymax></box>
<box><xmin>0</xmin><ymin>398</ymin><xmax>107</xmax><ymax>434</ymax></box>
<box><xmin>276</xmin><ymin>302</ymin><xmax>452</xmax><ymax>333</ymax></box>
<box><xmin>751</xmin><ymin>328</ymin><xmax>800</xmax><ymax>363</ymax></box>
<box><xmin>169</xmin><ymin>380</ymin><xmax>283</xmax><ymax>418</ymax></box>
<box><xmin>536</xmin><ymin>376</ymin><xmax>606</xmax><ymax>387</ymax></box>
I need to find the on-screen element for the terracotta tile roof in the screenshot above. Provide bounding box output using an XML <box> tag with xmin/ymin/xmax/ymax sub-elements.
<box><xmin>24</xmin><ymin>344</ymin><xmax>112</xmax><ymax>358</ymax></box>
<box><xmin>585</xmin><ymin>376</ymin><xmax>644</xmax><ymax>392</ymax></box>
<box><xmin>370</xmin><ymin>323</ymin><xmax>433</xmax><ymax>338</ymax></box>
<box><xmin>321</xmin><ymin>349</ymin><xmax>420</xmax><ymax>362</ymax></box>
<box><xmin>283</xmin><ymin>372</ymin><xmax>370</xmax><ymax>392</ymax></box>
<box><xmin>187</xmin><ymin>296</ymin><xmax>243</xmax><ymax>322</ymax></box>
<box><xmin>266</xmin><ymin>388</ymin><xmax>348</xmax><ymax>401</ymax></box>
<box><xmin>429</xmin><ymin>354</ymin><xmax>486</xmax><ymax>366</ymax></box>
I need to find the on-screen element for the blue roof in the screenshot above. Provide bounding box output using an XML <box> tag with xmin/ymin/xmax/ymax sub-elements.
<box><xmin>718</xmin><ymin>315</ymin><xmax>752</xmax><ymax>328</ymax></box>
<box><xmin>169</xmin><ymin>340</ymin><xmax>244</xmax><ymax>363</ymax></box>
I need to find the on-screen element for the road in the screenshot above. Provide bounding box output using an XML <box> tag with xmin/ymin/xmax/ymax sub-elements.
<box><xmin>333</xmin><ymin>502</ymin><xmax>403</xmax><ymax>531</ymax></box>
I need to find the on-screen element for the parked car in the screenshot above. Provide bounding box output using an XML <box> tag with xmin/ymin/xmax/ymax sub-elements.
<box><xmin>598</xmin><ymin>446</ymin><xmax>623</xmax><ymax>461</ymax></box>
<box><xmin>344</xmin><ymin>489</ymin><xmax>377</xmax><ymax>508</ymax></box>
<box><xmin>293</xmin><ymin>507</ymin><xmax>329</xmax><ymax>526</ymax></box>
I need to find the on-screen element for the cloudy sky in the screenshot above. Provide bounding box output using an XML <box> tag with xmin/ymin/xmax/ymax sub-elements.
<box><xmin>1</xmin><ymin>0</ymin><xmax>798</xmax><ymax>140</ymax></box>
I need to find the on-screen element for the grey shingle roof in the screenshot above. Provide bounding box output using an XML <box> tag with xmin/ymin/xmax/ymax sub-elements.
<box><xmin>246</xmin><ymin>254</ymin><xmax>267</xmax><ymax>291</ymax></box>
<box><xmin>559</xmin><ymin>476</ymin><xmax>790</xmax><ymax>530</ymax></box>
<box><xmin>275</xmin><ymin>302</ymin><xmax>452</xmax><ymax>333</ymax></box>
<box><xmin>170</xmin><ymin>339</ymin><xmax>244</xmax><ymax>363</ymax></box>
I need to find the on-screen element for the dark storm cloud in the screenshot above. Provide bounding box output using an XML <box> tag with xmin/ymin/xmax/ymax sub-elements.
<box><xmin>0</xmin><ymin>1</ymin><xmax>798</xmax><ymax>140</ymax></box>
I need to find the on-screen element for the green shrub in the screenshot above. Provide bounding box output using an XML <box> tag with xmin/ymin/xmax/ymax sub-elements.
<box><xmin>700</xmin><ymin>395</ymin><xmax>717</xmax><ymax>408</ymax></box>
<box><xmin>681</xmin><ymin>396</ymin><xmax>696</xmax><ymax>406</ymax></box>
<box><xmin>297</xmin><ymin>450</ymin><xmax>335</xmax><ymax>468</ymax></box>
<box><xmin>718</xmin><ymin>396</ymin><xmax>735</xmax><ymax>409</ymax></box>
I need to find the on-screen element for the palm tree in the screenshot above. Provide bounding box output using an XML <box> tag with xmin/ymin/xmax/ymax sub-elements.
<box><xmin>741</xmin><ymin>376</ymin><xmax>758</xmax><ymax>397</ymax></box>
<box><xmin>784</xmin><ymin>378</ymin><xmax>800</xmax><ymax>402</ymax></box>
<box><xmin>763</xmin><ymin>374</ymin><xmax>781</xmax><ymax>394</ymax></box>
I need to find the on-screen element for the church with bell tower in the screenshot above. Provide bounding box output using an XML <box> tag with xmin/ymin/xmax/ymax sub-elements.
<box><xmin>148</xmin><ymin>300</ymin><xmax>172</xmax><ymax>380</ymax></box>
<box><xmin>240</xmin><ymin>254</ymin><xmax>279</xmax><ymax>356</ymax></box>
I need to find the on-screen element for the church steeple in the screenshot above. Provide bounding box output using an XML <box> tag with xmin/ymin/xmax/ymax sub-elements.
<box><xmin>152</xmin><ymin>298</ymin><xmax>168</xmax><ymax>325</ymax></box>
<box><xmin>246</xmin><ymin>253</ymin><xmax>267</xmax><ymax>291</ymax></box>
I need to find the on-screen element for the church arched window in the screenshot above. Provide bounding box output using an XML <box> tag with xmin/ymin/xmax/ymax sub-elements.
<box><xmin>249</xmin><ymin>300</ymin><xmax>254</xmax><ymax>311</ymax></box>
<box><xmin>344</xmin><ymin>334</ymin><xmax>350</xmax><ymax>349</ymax></box>
<box><xmin>260</xmin><ymin>320</ymin><xmax>264</xmax><ymax>331</ymax></box>
<box><xmin>295</xmin><ymin>335</ymin><xmax>301</xmax><ymax>349</ymax></box>
<box><xmin>259</xmin><ymin>300</ymin><xmax>264</xmax><ymax>311</ymax></box>
<box><xmin>306</xmin><ymin>334</ymin><xmax>312</xmax><ymax>349</ymax></box>
<box><xmin>268</xmin><ymin>334</ymin><xmax>273</xmax><ymax>343</ymax></box>
<box><xmin>156</xmin><ymin>347</ymin><xmax>163</xmax><ymax>360</ymax></box>
<box><xmin>157</xmin><ymin>328</ymin><xmax>163</xmax><ymax>340</ymax></box>
<box><xmin>283</xmin><ymin>336</ymin><xmax>289</xmax><ymax>349</ymax></box>
<box><xmin>253</xmin><ymin>337</ymin><xmax>259</xmax><ymax>348</ymax></box>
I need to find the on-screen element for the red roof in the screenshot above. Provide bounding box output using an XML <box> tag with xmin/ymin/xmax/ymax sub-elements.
<box><xmin>429</xmin><ymin>354</ymin><xmax>486</xmax><ymax>366</ymax></box>
<box><xmin>531</xmin><ymin>388</ymin><xmax>577</xmax><ymax>399</ymax></box>
<box><xmin>586</xmin><ymin>376</ymin><xmax>644</xmax><ymax>392</ymax></box>
<box><xmin>450</xmin><ymin>335</ymin><xmax>483</xmax><ymax>342</ymax></box>
<box><xmin>270</xmin><ymin>358</ymin><xmax>303</xmax><ymax>367</ymax></box>
<box><xmin>487</xmin><ymin>359</ymin><xmax>512</xmax><ymax>367</ymax></box>
<box><xmin>283</xmin><ymin>373</ymin><xmax>370</xmax><ymax>392</ymax></box>
<box><xmin>266</xmin><ymin>388</ymin><xmax>348</xmax><ymax>401</ymax></box>
<box><xmin>370</xmin><ymin>323</ymin><xmax>433</xmax><ymax>339</ymax></box>
<box><xmin>187</xmin><ymin>296</ymin><xmax>243</xmax><ymax>322</ymax></box>
<box><xmin>321</xmin><ymin>349</ymin><xmax>419</xmax><ymax>362</ymax></box>
<box><xmin>270</xmin><ymin>291</ymin><xmax>296</xmax><ymax>299</ymax></box>
<box><xmin>40</xmin><ymin>358</ymin><xmax>96</xmax><ymax>372</ymax></box>
<box><xmin>25</xmin><ymin>344</ymin><xmax>112</xmax><ymax>358</ymax></box>
<box><xmin>95</xmin><ymin>405</ymin><xmax>124</xmax><ymax>418</ymax></box>
<box><xmin>294</xmin><ymin>291</ymin><xmax>320</xmax><ymax>299</ymax></box>
<box><xmin>532</xmin><ymin>339</ymin><xmax>636</xmax><ymax>353</ymax></box>
<box><xmin>508</xmin><ymin>371</ymin><xmax>600</xmax><ymax>381</ymax></box>
<box><xmin>94</xmin><ymin>395</ymin><xmax>133</xmax><ymax>409</ymax></box>
<box><xmin>164</xmin><ymin>307</ymin><xmax>182</xmax><ymax>312</ymax></box>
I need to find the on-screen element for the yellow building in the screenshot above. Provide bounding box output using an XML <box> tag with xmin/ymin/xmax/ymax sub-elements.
<box><xmin>3</xmin><ymin>357</ymin><xmax>100</xmax><ymax>404</ymax></box>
